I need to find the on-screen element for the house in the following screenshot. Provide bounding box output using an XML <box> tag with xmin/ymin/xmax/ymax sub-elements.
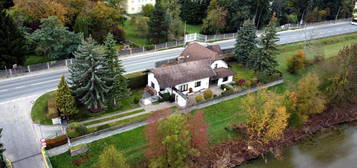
<box><xmin>126</xmin><ymin>0</ymin><xmax>156</xmax><ymax>14</ymax></box>
<box><xmin>146</xmin><ymin>42</ymin><xmax>235</xmax><ymax>107</ymax></box>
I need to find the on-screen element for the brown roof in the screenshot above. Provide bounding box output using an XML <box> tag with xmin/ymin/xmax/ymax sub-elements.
<box><xmin>213</xmin><ymin>68</ymin><xmax>236</xmax><ymax>79</ymax></box>
<box><xmin>178</xmin><ymin>42</ymin><xmax>221</xmax><ymax>63</ymax></box>
<box><xmin>151</xmin><ymin>60</ymin><xmax>216</xmax><ymax>88</ymax></box>
<box><xmin>207</xmin><ymin>45</ymin><xmax>223</xmax><ymax>55</ymax></box>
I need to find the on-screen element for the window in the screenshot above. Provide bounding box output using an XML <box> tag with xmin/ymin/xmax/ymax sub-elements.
<box><xmin>151</xmin><ymin>82</ymin><xmax>155</xmax><ymax>88</ymax></box>
<box><xmin>195</xmin><ymin>81</ymin><xmax>201</xmax><ymax>87</ymax></box>
<box><xmin>223</xmin><ymin>77</ymin><xmax>228</xmax><ymax>82</ymax></box>
<box><xmin>214</xmin><ymin>64</ymin><xmax>218</xmax><ymax>69</ymax></box>
<box><xmin>179</xmin><ymin>84</ymin><xmax>188</xmax><ymax>92</ymax></box>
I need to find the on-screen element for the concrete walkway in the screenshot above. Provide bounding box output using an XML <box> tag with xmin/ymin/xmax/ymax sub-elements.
<box><xmin>80</xmin><ymin>107</ymin><xmax>144</xmax><ymax>125</ymax></box>
<box><xmin>48</xmin><ymin>80</ymin><xmax>284</xmax><ymax>157</ymax></box>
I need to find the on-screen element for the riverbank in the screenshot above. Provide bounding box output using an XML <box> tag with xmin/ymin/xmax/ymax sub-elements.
<box><xmin>194</xmin><ymin>106</ymin><xmax>357</xmax><ymax>167</ymax></box>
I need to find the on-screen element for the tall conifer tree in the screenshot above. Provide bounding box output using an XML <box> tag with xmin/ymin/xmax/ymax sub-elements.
<box><xmin>251</xmin><ymin>16</ymin><xmax>279</xmax><ymax>73</ymax></box>
<box><xmin>234</xmin><ymin>20</ymin><xmax>257</xmax><ymax>67</ymax></box>
<box><xmin>148</xmin><ymin>0</ymin><xmax>169</xmax><ymax>44</ymax></box>
<box><xmin>69</xmin><ymin>38</ymin><xmax>112</xmax><ymax>112</ymax></box>
<box><xmin>0</xmin><ymin>10</ymin><xmax>26</xmax><ymax>69</ymax></box>
<box><xmin>103</xmin><ymin>33</ymin><xmax>129</xmax><ymax>106</ymax></box>
<box><xmin>0</xmin><ymin>128</ymin><xmax>5</xmax><ymax>168</ymax></box>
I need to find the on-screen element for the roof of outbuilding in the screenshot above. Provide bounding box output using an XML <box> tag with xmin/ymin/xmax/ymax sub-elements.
<box><xmin>151</xmin><ymin>60</ymin><xmax>216</xmax><ymax>88</ymax></box>
<box><xmin>178</xmin><ymin>42</ymin><xmax>221</xmax><ymax>63</ymax></box>
<box><xmin>213</xmin><ymin>68</ymin><xmax>236</xmax><ymax>79</ymax></box>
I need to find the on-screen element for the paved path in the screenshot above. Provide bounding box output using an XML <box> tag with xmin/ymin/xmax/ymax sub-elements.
<box><xmin>79</xmin><ymin>107</ymin><xmax>144</xmax><ymax>125</ymax></box>
<box><xmin>0</xmin><ymin>95</ymin><xmax>63</xmax><ymax>168</ymax></box>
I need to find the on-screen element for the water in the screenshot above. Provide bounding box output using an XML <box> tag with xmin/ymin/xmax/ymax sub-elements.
<box><xmin>240</xmin><ymin>123</ymin><xmax>357</xmax><ymax>168</ymax></box>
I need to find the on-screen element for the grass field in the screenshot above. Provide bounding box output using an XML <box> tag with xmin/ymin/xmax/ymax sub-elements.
<box><xmin>50</xmin><ymin>32</ymin><xmax>357</xmax><ymax>168</ymax></box>
<box><xmin>31</xmin><ymin>91</ymin><xmax>56</xmax><ymax>125</ymax></box>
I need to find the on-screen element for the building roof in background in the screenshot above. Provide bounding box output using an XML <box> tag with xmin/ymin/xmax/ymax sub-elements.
<box><xmin>151</xmin><ymin>60</ymin><xmax>216</xmax><ymax>88</ymax></box>
<box><xmin>178</xmin><ymin>42</ymin><xmax>221</xmax><ymax>63</ymax></box>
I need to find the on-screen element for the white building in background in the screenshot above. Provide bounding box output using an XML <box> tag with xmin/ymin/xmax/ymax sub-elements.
<box><xmin>353</xmin><ymin>0</ymin><xmax>357</xmax><ymax>25</ymax></box>
<box><xmin>145</xmin><ymin>43</ymin><xmax>235</xmax><ymax>107</ymax></box>
<box><xmin>126</xmin><ymin>0</ymin><xmax>156</xmax><ymax>14</ymax></box>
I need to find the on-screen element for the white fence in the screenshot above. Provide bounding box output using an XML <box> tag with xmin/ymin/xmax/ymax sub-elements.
<box><xmin>0</xmin><ymin>18</ymin><xmax>352</xmax><ymax>79</ymax></box>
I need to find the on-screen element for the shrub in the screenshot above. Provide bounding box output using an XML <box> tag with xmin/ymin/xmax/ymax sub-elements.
<box><xmin>244</xmin><ymin>80</ymin><xmax>252</xmax><ymax>88</ymax></box>
<box><xmin>45</xmin><ymin>135</ymin><xmax>68</xmax><ymax>150</ymax></box>
<box><xmin>237</xmin><ymin>79</ymin><xmax>245</xmax><ymax>86</ymax></box>
<box><xmin>111</xmin><ymin>26</ymin><xmax>125</xmax><ymax>42</ymax></box>
<box><xmin>195</xmin><ymin>94</ymin><xmax>204</xmax><ymax>103</ymax></box>
<box><xmin>287</xmin><ymin>50</ymin><xmax>305</xmax><ymax>74</ymax></box>
<box><xmin>126</xmin><ymin>72</ymin><xmax>147</xmax><ymax>90</ymax></box>
<box><xmin>133</xmin><ymin>96</ymin><xmax>140</xmax><ymax>104</ymax></box>
<box><xmin>203</xmin><ymin>89</ymin><xmax>213</xmax><ymax>100</ymax></box>
<box><xmin>256</xmin><ymin>71</ymin><xmax>271</xmax><ymax>84</ymax></box>
<box><xmin>160</xmin><ymin>93</ymin><xmax>174</xmax><ymax>102</ymax></box>
<box><xmin>67</xmin><ymin>122</ymin><xmax>88</xmax><ymax>139</ymax></box>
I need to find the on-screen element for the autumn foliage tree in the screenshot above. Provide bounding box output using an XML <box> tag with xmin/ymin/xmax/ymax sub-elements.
<box><xmin>14</xmin><ymin>0</ymin><xmax>69</xmax><ymax>23</ymax></box>
<box><xmin>144</xmin><ymin>109</ymin><xmax>208</xmax><ymax>167</ymax></box>
<box><xmin>98</xmin><ymin>145</ymin><xmax>129</xmax><ymax>168</ymax></box>
<box><xmin>293</xmin><ymin>73</ymin><xmax>326</xmax><ymax>121</ymax></box>
<box><xmin>243</xmin><ymin>89</ymin><xmax>289</xmax><ymax>145</ymax></box>
<box><xmin>287</xmin><ymin>50</ymin><xmax>305</xmax><ymax>74</ymax></box>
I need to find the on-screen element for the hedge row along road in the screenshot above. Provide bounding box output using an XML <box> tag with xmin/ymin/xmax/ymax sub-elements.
<box><xmin>1</xmin><ymin>22</ymin><xmax>357</xmax><ymax>103</ymax></box>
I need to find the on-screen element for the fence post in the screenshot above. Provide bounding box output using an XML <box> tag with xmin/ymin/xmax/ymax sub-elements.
<box><xmin>165</xmin><ymin>42</ymin><xmax>168</xmax><ymax>48</ymax></box>
<box><xmin>9</xmin><ymin>69</ymin><xmax>12</xmax><ymax>77</ymax></box>
<box><xmin>214</xmin><ymin>34</ymin><xmax>217</xmax><ymax>40</ymax></box>
<box><xmin>143</xmin><ymin>47</ymin><xmax>145</xmax><ymax>52</ymax></box>
<box><xmin>130</xmin><ymin>49</ymin><xmax>132</xmax><ymax>55</ymax></box>
<box><xmin>27</xmin><ymin>66</ymin><xmax>31</xmax><ymax>72</ymax></box>
<box><xmin>47</xmin><ymin>63</ymin><xmax>50</xmax><ymax>69</ymax></box>
<box><xmin>154</xmin><ymin>45</ymin><xmax>157</xmax><ymax>51</ymax></box>
<box><xmin>70</xmin><ymin>59</ymin><xmax>73</xmax><ymax>64</ymax></box>
<box><xmin>176</xmin><ymin>40</ymin><xmax>178</xmax><ymax>46</ymax></box>
<box><xmin>65</xmin><ymin>59</ymin><xmax>68</xmax><ymax>67</ymax></box>
<box><xmin>233</xmin><ymin>33</ymin><xmax>235</xmax><ymax>38</ymax></box>
<box><xmin>223</xmin><ymin>34</ymin><xmax>226</xmax><ymax>39</ymax></box>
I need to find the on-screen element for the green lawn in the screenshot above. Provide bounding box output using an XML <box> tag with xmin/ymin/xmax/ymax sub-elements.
<box><xmin>31</xmin><ymin>91</ymin><xmax>56</xmax><ymax>125</ymax></box>
<box><xmin>83</xmin><ymin>109</ymin><xmax>145</xmax><ymax>126</ymax></box>
<box><xmin>24</xmin><ymin>55</ymin><xmax>50</xmax><ymax>66</ymax></box>
<box><xmin>50</xmin><ymin>32</ymin><xmax>357</xmax><ymax>167</ymax></box>
<box><xmin>31</xmin><ymin>89</ymin><xmax>143</xmax><ymax>125</ymax></box>
<box><xmin>186</xmin><ymin>24</ymin><xmax>202</xmax><ymax>34</ymax></box>
<box><xmin>124</xmin><ymin>20</ymin><xmax>149</xmax><ymax>47</ymax></box>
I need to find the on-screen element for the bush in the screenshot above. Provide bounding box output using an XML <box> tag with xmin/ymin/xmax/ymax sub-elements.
<box><xmin>133</xmin><ymin>96</ymin><xmax>140</xmax><ymax>104</ymax></box>
<box><xmin>195</xmin><ymin>94</ymin><xmax>204</xmax><ymax>103</ymax></box>
<box><xmin>45</xmin><ymin>135</ymin><xmax>68</xmax><ymax>150</ymax></box>
<box><xmin>67</xmin><ymin>122</ymin><xmax>88</xmax><ymax>139</ymax></box>
<box><xmin>203</xmin><ymin>89</ymin><xmax>213</xmax><ymax>100</ymax></box>
<box><xmin>111</xmin><ymin>26</ymin><xmax>125</xmax><ymax>42</ymax></box>
<box><xmin>237</xmin><ymin>79</ymin><xmax>245</xmax><ymax>86</ymax></box>
<box><xmin>243</xmin><ymin>80</ymin><xmax>252</xmax><ymax>88</ymax></box>
<box><xmin>287</xmin><ymin>50</ymin><xmax>305</xmax><ymax>74</ymax></box>
<box><xmin>160</xmin><ymin>93</ymin><xmax>174</xmax><ymax>102</ymax></box>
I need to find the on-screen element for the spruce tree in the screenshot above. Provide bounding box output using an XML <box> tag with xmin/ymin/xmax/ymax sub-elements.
<box><xmin>69</xmin><ymin>38</ymin><xmax>112</xmax><ymax>112</ymax></box>
<box><xmin>0</xmin><ymin>128</ymin><xmax>5</xmax><ymax>168</ymax></box>
<box><xmin>251</xmin><ymin>16</ymin><xmax>279</xmax><ymax>73</ymax></box>
<box><xmin>0</xmin><ymin>0</ymin><xmax>14</xmax><ymax>10</ymax></box>
<box><xmin>234</xmin><ymin>20</ymin><xmax>257</xmax><ymax>67</ymax></box>
<box><xmin>0</xmin><ymin>10</ymin><xmax>26</xmax><ymax>69</ymax></box>
<box><xmin>56</xmin><ymin>75</ymin><xmax>78</xmax><ymax>118</ymax></box>
<box><xmin>103</xmin><ymin>33</ymin><xmax>129</xmax><ymax>107</ymax></box>
<box><xmin>148</xmin><ymin>1</ymin><xmax>169</xmax><ymax>44</ymax></box>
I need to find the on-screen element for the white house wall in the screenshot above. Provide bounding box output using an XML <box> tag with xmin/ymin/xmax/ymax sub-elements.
<box><xmin>147</xmin><ymin>72</ymin><xmax>160</xmax><ymax>95</ymax></box>
<box><xmin>211</xmin><ymin>60</ymin><xmax>228</xmax><ymax>69</ymax></box>
<box><xmin>175</xmin><ymin>78</ymin><xmax>210</xmax><ymax>94</ymax></box>
<box><xmin>218</xmin><ymin>76</ymin><xmax>234</xmax><ymax>86</ymax></box>
<box><xmin>126</xmin><ymin>0</ymin><xmax>156</xmax><ymax>14</ymax></box>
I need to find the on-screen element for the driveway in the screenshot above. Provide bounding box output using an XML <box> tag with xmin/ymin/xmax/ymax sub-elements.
<box><xmin>0</xmin><ymin>95</ymin><xmax>63</xmax><ymax>168</ymax></box>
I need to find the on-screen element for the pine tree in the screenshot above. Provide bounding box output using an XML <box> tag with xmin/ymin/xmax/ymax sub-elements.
<box><xmin>56</xmin><ymin>75</ymin><xmax>78</xmax><ymax>118</ymax></box>
<box><xmin>0</xmin><ymin>10</ymin><xmax>26</xmax><ymax>69</ymax></box>
<box><xmin>69</xmin><ymin>38</ymin><xmax>112</xmax><ymax>112</ymax></box>
<box><xmin>103</xmin><ymin>33</ymin><xmax>129</xmax><ymax>107</ymax></box>
<box><xmin>251</xmin><ymin>16</ymin><xmax>279</xmax><ymax>73</ymax></box>
<box><xmin>0</xmin><ymin>128</ymin><xmax>5</xmax><ymax>168</ymax></box>
<box><xmin>234</xmin><ymin>20</ymin><xmax>257</xmax><ymax>67</ymax></box>
<box><xmin>148</xmin><ymin>1</ymin><xmax>169</xmax><ymax>44</ymax></box>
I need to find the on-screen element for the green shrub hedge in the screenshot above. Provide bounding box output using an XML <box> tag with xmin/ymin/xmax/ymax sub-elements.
<box><xmin>67</xmin><ymin>122</ymin><xmax>88</xmax><ymax>139</ymax></box>
<box><xmin>125</xmin><ymin>72</ymin><xmax>147</xmax><ymax>90</ymax></box>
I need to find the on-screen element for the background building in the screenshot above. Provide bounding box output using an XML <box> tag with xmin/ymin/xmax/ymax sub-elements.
<box><xmin>126</xmin><ymin>0</ymin><xmax>156</xmax><ymax>14</ymax></box>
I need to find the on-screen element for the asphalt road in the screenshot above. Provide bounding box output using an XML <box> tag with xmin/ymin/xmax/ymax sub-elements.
<box><xmin>1</xmin><ymin>22</ymin><xmax>357</xmax><ymax>103</ymax></box>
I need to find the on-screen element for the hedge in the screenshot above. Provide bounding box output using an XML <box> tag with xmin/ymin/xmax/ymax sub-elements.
<box><xmin>125</xmin><ymin>71</ymin><xmax>147</xmax><ymax>90</ymax></box>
